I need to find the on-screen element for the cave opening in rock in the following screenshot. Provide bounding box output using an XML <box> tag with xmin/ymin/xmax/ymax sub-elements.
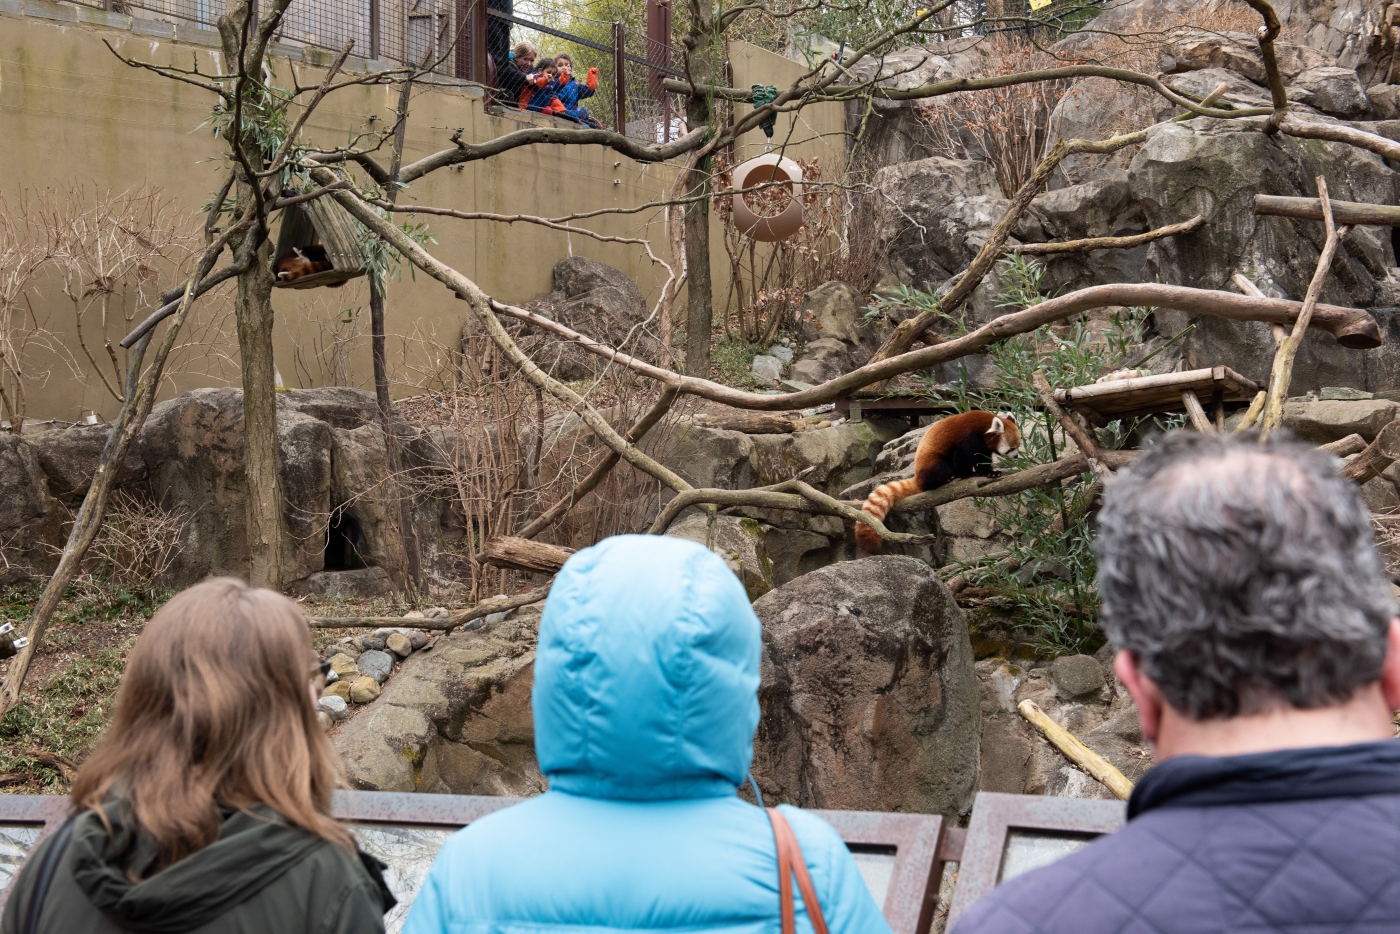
<box><xmin>325</xmin><ymin>509</ymin><xmax>367</xmax><ymax>571</ymax></box>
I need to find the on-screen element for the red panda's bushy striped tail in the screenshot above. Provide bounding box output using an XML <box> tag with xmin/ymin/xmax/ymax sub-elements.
<box><xmin>855</xmin><ymin>477</ymin><xmax>922</xmax><ymax>553</ymax></box>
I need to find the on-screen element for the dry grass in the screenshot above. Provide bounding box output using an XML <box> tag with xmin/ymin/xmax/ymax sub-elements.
<box><xmin>82</xmin><ymin>492</ymin><xmax>192</xmax><ymax>591</ymax></box>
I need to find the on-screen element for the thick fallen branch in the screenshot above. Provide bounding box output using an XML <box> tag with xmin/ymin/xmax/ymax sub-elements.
<box><xmin>494</xmin><ymin>283</ymin><xmax>1379</xmax><ymax>412</ymax></box>
<box><xmin>1339</xmin><ymin>421</ymin><xmax>1400</xmax><ymax>485</ymax></box>
<box><xmin>306</xmin><ymin>585</ymin><xmax>550</xmax><ymax>630</ymax></box>
<box><xmin>1321</xmin><ymin>433</ymin><xmax>1368</xmax><ymax>458</ymax></box>
<box><xmin>478</xmin><ymin>536</ymin><xmax>574</xmax><ymax>574</ymax></box>
<box><xmin>1242</xmin><ymin>0</ymin><xmax>1290</xmax><ymax>127</ymax></box>
<box><xmin>516</xmin><ymin>386</ymin><xmax>679</xmax><ymax>541</ymax></box>
<box><xmin>1254</xmin><ymin>195</ymin><xmax>1400</xmax><ymax>227</ymax></box>
<box><xmin>1009</xmin><ymin>215</ymin><xmax>1206</xmax><ymax>256</ymax></box>
<box><xmin>1261</xmin><ymin>177</ymin><xmax>1344</xmax><ymax>434</ymax></box>
<box><xmin>1279</xmin><ymin>116</ymin><xmax>1400</xmax><ymax>163</ymax></box>
<box><xmin>1019</xmin><ymin>700</ymin><xmax>1135</xmax><ymax>800</ymax></box>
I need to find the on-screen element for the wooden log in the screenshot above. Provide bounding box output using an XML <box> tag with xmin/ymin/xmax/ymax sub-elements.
<box><xmin>1320</xmin><ymin>433</ymin><xmax>1368</xmax><ymax>458</ymax></box>
<box><xmin>1181</xmin><ymin>390</ymin><xmax>1216</xmax><ymax>433</ymax></box>
<box><xmin>1254</xmin><ymin>194</ymin><xmax>1400</xmax><ymax>228</ymax></box>
<box><xmin>1340</xmin><ymin>420</ymin><xmax>1400</xmax><ymax>485</ymax></box>
<box><xmin>1279</xmin><ymin>117</ymin><xmax>1400</xmax><ymax>163</ymax></box>
<box><xmin>478</xmin><ymin>536</ymin><xmax>576</xmax><ymax>574</ymax></box>
<box><xmin>692</xmin><ymin>411</ymin><xmax>796</xmax><ymax>434</ymax></box>
<box><xmin>1018</xmin><ymin>700</ymin><xmax>1135</xmax><ymax>801</ymax></box>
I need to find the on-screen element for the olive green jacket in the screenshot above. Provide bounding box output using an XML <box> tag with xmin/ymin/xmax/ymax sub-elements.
<box><xmin>1</xmin><ymin>803</ymin><xmax>393</xmax><ymax>934</ymax></box>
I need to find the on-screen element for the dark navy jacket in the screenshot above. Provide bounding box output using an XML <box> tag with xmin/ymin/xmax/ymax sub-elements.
<box><xmin>953</xmin><ymin>741</ymin><xmax>1400</xmax><ymax>934</ymax></box>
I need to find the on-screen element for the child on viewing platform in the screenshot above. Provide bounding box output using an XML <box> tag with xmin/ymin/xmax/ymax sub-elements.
<box><xmin>553</xmin><ymin>53</ymin><xmax>603</xmax><ymax>127</ymax></box>
<box><xmin>521</xmin><ymin>61</ymin><xmax>566</xmax><ymax>115</ymax></box>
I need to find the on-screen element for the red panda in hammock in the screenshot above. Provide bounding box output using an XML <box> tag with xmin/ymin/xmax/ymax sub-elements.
<box><xmin>855</xmin><ymin>410</ymin><xmax>1021</xmax><ymax>553</ymax></box>
<box><xmin>276</xmin><ymin>245</ymin><xmax>346</xmax><ymax>287</ymax></box>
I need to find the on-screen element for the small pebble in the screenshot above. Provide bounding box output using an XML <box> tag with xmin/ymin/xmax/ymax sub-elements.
<box><xmin>323</xmin><ymin>681</ymin><xmax>352</xmax><ymax>701</ymax></box>
<box><xmin>358</xmin><ymin>649</ymin><xmax>394</xmax><ymax>683</ymax></box>
<box><xmin>386</xmin><ymin>632</ymin><xmax>413</xmax><ymax>658</ymax></box>
<box><xmin>360</xmin><ymin>631</ymin><xmax>387</xmax><ymax>651</ymax></box>
<box><xmin>330</xmin><ymin>641</ymin><xmax>362</xmax><ymax>659</ymax></box>
<box><xmin>318</xmin><ymin>695</ymin><xmax>349</xmax><ymax>721</ymax></box>
<box><xmin>317</xmin><ymin>710</ymin><xmax>334</xmax><ymax>732</ymax></box>
<box><xmin>408</xmin><ymin>630</ymin><xmax>429</xmax><ymax>650</ymax></box>
<box><xmin>424</xmin><ymin>607</ymin><xmax>450</xmax><ymax>620</ymax></box>
<box><xmin>349</xmin><ymin>676</ymin><xmax>381</xmax><ymax>704</ymax></box>
<box><xmin>403</xmin><ymin>610</ymin><xmax>426</xmax><ymax>620</ymax></box>
<box><xmin>329</xmin><ymin>654</ymin><xmax>360</xmax><ymax>677</ymax></box>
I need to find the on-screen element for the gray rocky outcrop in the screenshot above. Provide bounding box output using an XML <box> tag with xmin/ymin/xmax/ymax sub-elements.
<box><xmin>1288</xmin><ymin>65</ymin><xmax>1370</xmax><ymax>117</ymax></box>
<box><xmin>1129</xmin><ymin>117</ymin><xmax>1400</xmax><ymax>393</ymax></box>
<box><xmin>509</xmin><ymin>257</ymin><xmax>665</xmax><ymax>381</ymax></box>
<box><xmin>794</xmin><ymin>281</ymin><xmax>882</xmax><ymax>363</ymax></box>
<box><xmin>664</xmin><ymin>513</ymin><xmax>776</xmax><ymax>599</ymax></box>
<box><xmin>334</xmin><ymin>613</ymin><xmax>545</xmax><ymax>795</ymax></box>
<box><xmin>751</xmin><ymin>556</ymin><xmax>981</xmax><ymax>817</ymax></box>
<box><xmin>18</xmin><ymin>387</ymin><xmax>446</xmax><ymax>589</ymax></box>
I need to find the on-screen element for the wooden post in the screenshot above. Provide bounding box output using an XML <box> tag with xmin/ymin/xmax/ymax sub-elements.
<box><xmin>613</xmin><ymin>21</ymin><xmax>626</xmax><ymax>134</ymax></box>
<box><xmin>647</xmin><ymin>0</ymin><xmax>671</xmax><ymax>140</ymax></box>
<box><xmin>370</xmin><ymin>0</ymin><xmax>381</xmax><ymax>60</ymax></box>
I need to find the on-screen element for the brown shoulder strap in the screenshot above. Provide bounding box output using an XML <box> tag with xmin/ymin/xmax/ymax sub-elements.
<box><xmin>766</xmin><ymin>807</ymin><xmax>831</xmax><ymax>934</ymax></box>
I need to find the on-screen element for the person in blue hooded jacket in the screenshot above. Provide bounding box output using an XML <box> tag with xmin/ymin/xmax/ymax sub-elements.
<box><xmin>401</xmin><ymin>535</ymin><xmax>892</xmax><ymax>934</ymax></box>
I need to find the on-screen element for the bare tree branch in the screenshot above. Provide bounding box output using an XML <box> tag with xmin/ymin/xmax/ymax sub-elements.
<box><xmin>1010</xmin><ymin>215</ymin><xmax>1206</xmax><ymax>256</ymax></box>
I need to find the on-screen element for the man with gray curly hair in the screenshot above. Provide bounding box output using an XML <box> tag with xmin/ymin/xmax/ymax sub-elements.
<box><xmin>954</xmin><ymin>431</ymin><xmax>1400</xmax><ymax>934</ymax></box>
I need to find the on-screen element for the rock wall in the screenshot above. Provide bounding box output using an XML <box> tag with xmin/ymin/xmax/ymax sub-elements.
<box><xmin>0</xmin><ymin>387</ymin><xmax>448</xmax><ymax>590</ymax></box>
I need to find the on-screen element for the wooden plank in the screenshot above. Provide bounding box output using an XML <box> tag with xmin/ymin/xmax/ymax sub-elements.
<box><xmin>1057</xmin><ymin>366</ymin><xmax>1260</xmax><ymax>421</ymax></box>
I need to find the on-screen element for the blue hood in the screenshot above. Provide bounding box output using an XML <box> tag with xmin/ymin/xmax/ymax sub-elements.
<box><xmin>533</xmin><ymin>535</ymin><xmax>762</xmax><ymax>800</ymax></box>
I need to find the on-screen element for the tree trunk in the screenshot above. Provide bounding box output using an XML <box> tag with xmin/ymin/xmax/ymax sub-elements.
<box><xmin>680</xmin><ymin>3</ymin><xmax>716</xmax><ymax>379</ymax></box>
<box><xmin>682</xmin><ymin>155</ymin><xmax>712</xmax><ymax>378</ymax></box>
<box><xmin>370</xmin><ymin>277</ymin><xmax>422</xmax><ymax>593</ymax></box>
<box><xmin>233</xmin><ymin>231</ymin><xmax>287</xmax><ymax>589</ymax></box>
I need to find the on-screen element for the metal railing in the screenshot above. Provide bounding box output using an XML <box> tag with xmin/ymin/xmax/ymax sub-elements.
<box><xmin>69</xmin><ymin>0</ymin><xmax>683</xmax><ymax>136</ymax></box>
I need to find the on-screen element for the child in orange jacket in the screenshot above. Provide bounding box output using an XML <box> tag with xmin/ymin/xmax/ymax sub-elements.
<box><xmin>520</xmin><ymin>62</ymin><xmax>566</xmax><ymax>114</ymax></box>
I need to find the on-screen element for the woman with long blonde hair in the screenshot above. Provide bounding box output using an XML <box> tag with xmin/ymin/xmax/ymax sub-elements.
<box><xmin>1</xmin><ymin>577</ymin><xmax>394</xmax><ymax>934</ymax></box>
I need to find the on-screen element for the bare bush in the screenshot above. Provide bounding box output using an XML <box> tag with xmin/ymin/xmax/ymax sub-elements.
<box><xmin>918</xmin><ymin>38</ymin><xmax>1074</xmax><ymax>197</ymax></box>
<box><xmin>0</xmin><ymin>199</ymin><xmax>67</xmax><ymax>434</ymax></box>
<box><xmin>398</xmin><ymin>325</ymin><xmax>674</xmax><ymax>598</ymax></box>
<box><xmin>83</xmin><ymin>491</ymin><xmax>192</xmax><ymax>590</ymax></box>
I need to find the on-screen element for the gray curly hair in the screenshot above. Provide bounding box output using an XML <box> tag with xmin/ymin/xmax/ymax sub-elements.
<box><xmin>1095</xmin><ymin>430</ymin><xmax>1395</xmax><ymax>719</ymax></box>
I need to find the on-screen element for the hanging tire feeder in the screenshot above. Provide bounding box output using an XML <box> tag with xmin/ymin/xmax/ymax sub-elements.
<box><xmin>729</xmin><ymin>154</ymin><xmax>805</xmax><ymax>242</ymax></box>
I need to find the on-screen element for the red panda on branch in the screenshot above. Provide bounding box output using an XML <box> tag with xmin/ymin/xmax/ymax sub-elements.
<box><xmin>276</xmin><ymin>245</ymin><xmax>346</xmax><ymax>287</ymax></box>
<box><xmin>855</xmin><ymin>409</ymin><xmax>1021</xmax><ymax>553</ymax></box>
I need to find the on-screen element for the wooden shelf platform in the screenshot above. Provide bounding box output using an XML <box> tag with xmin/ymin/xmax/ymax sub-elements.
<box><xmin>1055</xmin><ymin>366</ymin><xmax>1260</xmax><ymax>424</ymax></box>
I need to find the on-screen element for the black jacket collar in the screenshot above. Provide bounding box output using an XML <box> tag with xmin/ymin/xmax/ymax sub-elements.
<box><xmin>1129</xmin><ymin>740</ymin><xmax>1400</xmax><ymax>819</ymax></box>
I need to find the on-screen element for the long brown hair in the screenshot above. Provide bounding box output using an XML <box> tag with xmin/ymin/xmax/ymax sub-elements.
<box><xmin>72</xmin><ymin>577</ymin><xmax>351</xmax><ymax>868</ymax></box>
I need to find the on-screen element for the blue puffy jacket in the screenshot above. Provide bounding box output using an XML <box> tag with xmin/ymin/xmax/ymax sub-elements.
<box><xmin>402</xmin><ymin>535</ymin><xmax>892</xmax><ymax>934</ymax></box>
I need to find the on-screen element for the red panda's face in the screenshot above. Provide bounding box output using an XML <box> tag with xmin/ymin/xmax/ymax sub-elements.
<box><xmin>988</xmin><ymin>412</ymin><xmax>1021</xmax><ymax>457</ymax></box>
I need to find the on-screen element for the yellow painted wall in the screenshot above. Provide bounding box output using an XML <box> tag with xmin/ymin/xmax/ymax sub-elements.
<box><xmin>0</xmin><ymin>4</ymin><xmax>844</xmax><ymax>421</ymax></box>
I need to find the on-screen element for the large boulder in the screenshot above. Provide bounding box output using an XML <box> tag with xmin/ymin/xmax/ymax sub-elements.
<box><xmin>664</xmin><ymin>513</ymin><xmax>775</xmax><ymax>599</ymax></box>
<box><xmin>0</xmin><ymin>435</ymin><xmax>62</xmax><ymax>585</ymax></box>
<box><xmin>510</xmin><ymin>258</ymin><xmax>665</xmax><ymax>381</ymax></box>
<box><xmin>1287</xmin><ymin>65</ymin><xmax>1370</xmax><ymax>117</ymax></box>
<box><xmin>751</xmin><ymin>556</ymin><xmax>981</xmax><ymax>817</ymax></box>
<box><xmin>334</xmin><ymin>613</ymin><xmax>545</xmax><ymax>795</ymax></box>
<box><xmin>667</xmin><ymin>417</ymin><xmax>904</xmax><ymax>497</ymax></box>
<box><xmin>871</xmin><ymin>156</ymin><xmax>1005</xmax><ymax>288</ymax></box>
<box><xmin>1159</xmin><ymin>29</ymin><xmax>1335</xmax><ymax>85</ymax></box>
<box><xmin>794</xmin><ymin>281</ymin><xmax>881</xmax><ymax>362</ymax></box>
